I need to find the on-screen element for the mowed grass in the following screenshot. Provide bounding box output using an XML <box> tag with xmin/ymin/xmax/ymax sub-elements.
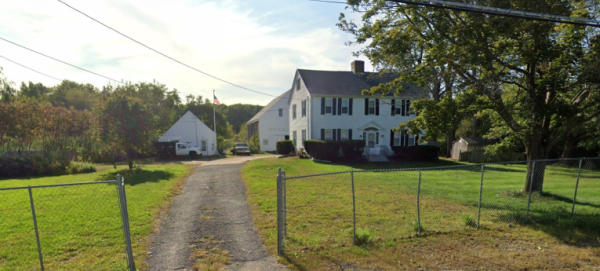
<box><xmin>0</xmin><ymin>163</ymin><xmax>191</xmax><ymax>271</ymax></box>
<box><xmin>241</xmin><ymin>157</ymin><xmax>600</xmax><ymax>270</ymax></box>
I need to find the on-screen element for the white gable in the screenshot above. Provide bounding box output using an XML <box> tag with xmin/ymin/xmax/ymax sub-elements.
<box><xmin>158</xmin><ymin>111</ymin><xmax>217</xmax><ymax>155</ymax></box>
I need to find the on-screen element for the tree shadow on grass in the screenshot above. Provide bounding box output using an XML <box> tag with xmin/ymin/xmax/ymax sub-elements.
<box><xmin>485</xmin><ymin>194</ymin><xmax>600</xmax><ymax>247</ymax></box>
<box><xmin>97</xmin><ymin>168</ymin><xmax>174</xmax><ymax>186</ymax></box>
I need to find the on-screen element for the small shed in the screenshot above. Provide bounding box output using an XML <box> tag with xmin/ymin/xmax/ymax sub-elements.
<box><xmin>158</xmin><ymin>111</ymin><xmax>217</xmax><ymax>156</ymax></box>
<box><xmin>451</xmin><ymin>137</ymin><xmax>490</xmax><ymax>162</ymax></box>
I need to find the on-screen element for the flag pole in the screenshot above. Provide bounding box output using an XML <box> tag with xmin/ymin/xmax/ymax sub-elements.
<box><xmin>213</xmin><ymin>89</ymin><xmax>217</xmax><ymax>133</ymax></box>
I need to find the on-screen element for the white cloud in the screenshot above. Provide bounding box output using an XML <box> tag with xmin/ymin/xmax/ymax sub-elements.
<box><xmin>0</xmin><ymin>0</ymin><xmax>371</xmax><ymax>105</ymax></box>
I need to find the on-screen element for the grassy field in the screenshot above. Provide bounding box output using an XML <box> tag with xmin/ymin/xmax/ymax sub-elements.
<box><xmin>241</xmin><ymin>157</ymin><xmax>600</xmax><ymax>270</ymax></box>
<box><xmin>0</xmin><ymin>163</ymin><xmax>191</xmax><ymax>271</ymax></box>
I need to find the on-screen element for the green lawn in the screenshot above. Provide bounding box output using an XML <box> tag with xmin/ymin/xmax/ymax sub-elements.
<box><xmin>0</xmin><ymin>163</ymin><xmax>191</xmax><ymax>271</ymax></box>
<box><xmin>242</xmin><ymin>157</ymin><xmax>600</xmax><ymax>270</ymax></box>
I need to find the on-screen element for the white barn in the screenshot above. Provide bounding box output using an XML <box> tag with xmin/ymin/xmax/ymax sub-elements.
<box><xmin>158</xmin><ymin>110</ymin><xmax>217</xmax><ymax>156</ymax></box>
<box><xmin>247</xmin><ymin>90</ymin><xmax>291</xmax><ymax>152</ymax></box>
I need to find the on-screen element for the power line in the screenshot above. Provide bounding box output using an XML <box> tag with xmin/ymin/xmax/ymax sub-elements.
<box><xmin>313</xmin><ymin>0</ymin><xmax>600</xmax><ymax>27</ymax></box>
<box><xmin>390</xmin><ymin>0</ymin><xmax>600</xmax><ymax>27</ymax></box>
<box><xmin>0</xmin><ymin>36</ymin><xmax>123</xmax><ymax>84</ymax></box>
<box><xmin>0</xmin><ymin>54</ymin><xmax>62</xmax><ymax>81</ymax></box>
<box><xmin>56</xmin><ymin>0</ymin><xmax>277</xmax><ymax>97</ymax></box>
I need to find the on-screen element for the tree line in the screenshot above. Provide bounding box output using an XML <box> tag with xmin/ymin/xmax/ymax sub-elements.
<box><xmin>0</xmin><ymin>70</ymin><xmax>263</xmax><ymax>169</ymax></box>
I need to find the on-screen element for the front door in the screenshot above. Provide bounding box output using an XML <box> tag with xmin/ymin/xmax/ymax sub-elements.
<box><xmin>366</xmin><ymin>132</ymin><xmax>376</xmax><ymax>148</ymax></box>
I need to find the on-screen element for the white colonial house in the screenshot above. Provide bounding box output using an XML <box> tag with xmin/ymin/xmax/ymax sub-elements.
<box><xmin>247</xmin><ymin>90</ymin><xmax>291</xmax><ymax>152</ymax></box>
<box><xmin>288</xmin><ymin>60</ymin><xmax>427</xmax><ymax>161</ymax></box>
<box><xmin>158</xmin><ymin>110</ymin><xmax>217</xmax><ymax>156</ymax></box>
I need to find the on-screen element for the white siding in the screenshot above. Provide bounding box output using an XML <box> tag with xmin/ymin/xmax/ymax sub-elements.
<box><xmin>257</xmin><ymin>96</ymin><xmax>290</xmax><ymax>152</ymax></box>
<box><xmin>158</xmin><ymin>111</ymin><xmax>218</xmax><ymax>156</ymax></box>
<box><xmin>289</xmin><ymin>73</ymin><xmax>311</xmax><ymax>151</ymax></box>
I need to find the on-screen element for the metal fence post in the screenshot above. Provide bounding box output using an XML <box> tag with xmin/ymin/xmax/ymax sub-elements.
<box><xmin>116</xmin><ymin>175</ymin><xmax>136</xmax><ymax>271</ymax></box>
<box><xmin>282</xmin><ymin>170</ymin><xmax>287</xmax><ymax>239</ymax></box>
<box><xmin>276</xmin><ymin>168</ymin><xmax>284</xmax><ymax>256</ymax></box>
<box><xmin>571</xmin><ymin>158</ymin><xmax>583</xmax><ymax>216</ymax></box>
<box><xmin>526</xmin><ymin>160</ymin><xmax>536</xmax><ymax>223</ymax></box>
<box><xmin>350</xmin><ymin>171</ymin><xmax>357</xmax><ymax>245</ymax></box>
<box><xmin>28</xmin><ymin>186</ymin><xmax>44</xmax><ymax>271</ymax></box>
<box><xmin>416</xmin><ymin>170</ymin><xmax>422</xmax><ymax>236</ymax></box>
<box><xmin>477</xmin><ymin>164</ymin><xmax>485</xmax><ymax>229</ymax></box>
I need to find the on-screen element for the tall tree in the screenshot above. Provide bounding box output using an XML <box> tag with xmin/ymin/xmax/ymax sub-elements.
<box><xmin>340</xmin><ymin>0</ymin><xmax>600</xmax><ymax>192</ymax></box>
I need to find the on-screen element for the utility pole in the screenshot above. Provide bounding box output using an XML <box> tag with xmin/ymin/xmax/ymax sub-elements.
<box><xmin>213</xmin><ymin>89</ymin><xmax>217</xmax><ymax>134</ymax></box>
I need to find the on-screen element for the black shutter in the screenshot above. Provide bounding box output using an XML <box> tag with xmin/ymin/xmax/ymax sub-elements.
<box><xmin>407</xmin><ymin>100</ymin><xmax>411</xmax><ymax>115</ymax></box>
<box><xmin>332</xmin><ymin>98</ymin><xmax>337</xmax><ymax>115</ymax></box>
<box><xmin>338</xmin><ymin>98</ymin><xmax>342</xmax><ymax>115</ymax></box>
<box><xmin>376</xmin><ymin>132</ymin><xmax>379</xmax><ymax>144</ymax></box>
<box><xmin>332</xmin><ymin>129</ymin><xmax>336</xmax><ymax>141</ymax></box>
<box><xmin>415</xmin><ymin>134</ymin><xmax>419</xmax><ymax>145</ymax></box>
<box><xmin>390</xmin><ymin>130</ymin><xmax>394</xmax><ymax>146</ymax></box>
<box><xmin>375</xmin><ymin>99</ymin><xmax>380</xmax><ymax>115</ymax></box>
<box><xmin>349</xmin><ymin>98</ymin><xmax>353</xmax><ymax>115</ymax></box>
<box><xmin>391</xmin><ymin>99</ymin><xmax>395</xmax><ymax>116</ymax></box>
<box><xmin>349</xmin><ymin>129</ymin><xmax>352</xmax><ymax>140</ymax></box>
<box><xmin>337</xmin><ymin>129</ymin><xmax>341</xmax><ymax>141</ymax></box>
<box><xmin>400</xmin><ymin>130</ymin><xmax>404</xmax><ymax>146</ymax></box>
<box><xmin>321</xmin><ymin>97</ymin><xmax>325</xmax><ymax>115</ymax></box>
<box><xmin>321</xmin><ymin>129</ymin><xmax>325</xmax><ymax>140</ymax></box>
<box><xmin>401</xmin><ymin>100</ymin><xmax>406</xmax><ymax>116</ymax></box>
<box><xmin>364</xmin><ymin>98</ymin><xmax>368</xmax><ymax>115</ymax></box>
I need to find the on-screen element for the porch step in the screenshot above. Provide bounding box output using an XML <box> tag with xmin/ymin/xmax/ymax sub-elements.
<box><xmin>366</xmin><ymin>154</ymin><xmax>389</xmax><ymax>163</ymax></box>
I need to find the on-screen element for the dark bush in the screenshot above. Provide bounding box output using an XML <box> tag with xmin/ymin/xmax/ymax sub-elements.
<box><xmin>304</xmin><ymin>140</ymin><xmax>365</xmax><ymax>162</ymax></box>
<box><xmin>276</xmin><ymin>140</ymin><xmax>295</xmax><ymax>155</ymax></box>
<box><xmin>0</xmin><ymin>152</ymin><xmax>95</xmax><ymax>178</ymax></box>
<box><xmin>391</xmin><ymin>145</ymin><xmax>439</xmax><ymax>161</ymax></box>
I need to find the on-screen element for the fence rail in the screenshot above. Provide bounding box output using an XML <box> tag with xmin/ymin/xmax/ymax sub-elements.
<box><xmin>0</xmin><ymin>175</ymin><xmax>135</xmax><ymax>270</ymax></box>
<box><xmin>276</xmin><ymin>156</ymin><xmax>600</xmax><ymax>255</ymax></box>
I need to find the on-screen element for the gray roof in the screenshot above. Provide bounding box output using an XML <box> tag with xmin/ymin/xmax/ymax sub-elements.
<box><xmin>297</xmin><ymin>69</ymin><xmax>426</xmax><ymax>97</ymax></box>
<box><xmin>247</xmin><ymin>89</ymin><xmax>291</xmax><ymax>124</ymax></box>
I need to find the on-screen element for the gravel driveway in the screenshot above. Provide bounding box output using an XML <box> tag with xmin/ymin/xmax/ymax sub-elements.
<box><xmin>147</xmin><ymin>156</ymin><xmax>285</xmax><ymax>270</ymax></box>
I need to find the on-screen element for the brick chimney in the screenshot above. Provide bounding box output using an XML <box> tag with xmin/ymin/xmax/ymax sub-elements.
<box><xmin>351</xmin><ymin>60</ymin><xmax>364</xmax><ymax>74</ymax></box>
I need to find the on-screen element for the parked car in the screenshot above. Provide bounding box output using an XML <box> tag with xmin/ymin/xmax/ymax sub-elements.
<box><xmin>232</xmin><ymin>143</ymin><xmax>251</xmax><ymax>155</ymax></box>
<box><xmin>175</xmin><ymin>143</ymin><xmax>203</xmax><ymax>158</ymax></box>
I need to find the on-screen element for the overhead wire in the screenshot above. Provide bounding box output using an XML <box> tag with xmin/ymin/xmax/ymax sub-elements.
<box><xmin>0</xmin><ymin>36</ymin><xmax>123</xmax><ymax>84</ymax></box>
<box><xmin>312</xmin><ymin>0</ymin><xmax>600</xmax><ymax>27</ymax></box>
<box><xmin>0</xmin><ymin>54</ymin><xmax>62</xmax><ymax>82</ymax></box>
<box><xmin>56</xmin><ymin>0</ymin><xmax>277</xmax><ymax>97</ymax></box>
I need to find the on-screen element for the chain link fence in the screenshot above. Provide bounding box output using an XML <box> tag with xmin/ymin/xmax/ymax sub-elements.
<box><xmin>0</xmin><ymin>175</ymin><xmax>135</xmax><ymax>270</ymax></box>
<box><xmin>275</xmin><ymin>157</ymin><xmax>600</xmax><ymax>255</ymax></box>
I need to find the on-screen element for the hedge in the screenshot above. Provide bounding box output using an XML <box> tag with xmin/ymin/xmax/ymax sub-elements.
<box><xmin>391</xmin><ymin>145</ymin><xmax>439</xmax><ymax>161</ymax></box>
<box><xmin>304</xmin><ymin>140</ymin><xmax>365</xmax><ymax>162</ymax></box>
<box><xmin>276</xmin><ymin>140</ymin><xmax>295</xmax><ymax>155</ymax></box>
<box><xmin>0</xmin><ymin>152</ymin><xmax>96</xmax><ymax>178</ymax></box>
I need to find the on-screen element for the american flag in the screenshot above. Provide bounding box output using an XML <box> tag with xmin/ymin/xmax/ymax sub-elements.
<box><xmin>213</xmin><ymin>94</ymin><xmax>221</xmax><ymax>105</ymax></box>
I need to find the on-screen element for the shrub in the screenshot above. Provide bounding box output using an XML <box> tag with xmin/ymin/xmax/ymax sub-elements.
<box><xmin>276</xmin><ymin>140</ymin><xmax>295</xmax><ymax>155</ymax></box>
<box><xmin>355</xmin><ymin>228</ymin><xmax>374</xmax><ymax>246</ymax></box>
<box><xmin>304</xmin><ymin>140</ymin><xmax>365</xmax><ymax>162</ymax></box>
<box><xmin>0</xmin><ymin>152</ymin><xmax>70</xmax><ymax>178</ymax></box>
<box><xmin>391</xmin><ymin>145</ymin><xmax>439</xmax><ymax>161</ymax></box>
<box><xmin>66</xmin><ymin>161</ymin><xmax>96</xmax><ymax>174</ymax></box>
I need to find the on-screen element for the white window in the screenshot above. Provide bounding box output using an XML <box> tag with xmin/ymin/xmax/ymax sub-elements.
<box><xmin>201</xmin><ymin>140</ymin><xmax>207</xmax><ymax>151</ymax></box>
<box><xmin>393</xmin><ymin>130</ymin><xmax>413</xmax><ymax>147</ymax></box>
<box><xmin>301</xmin><ymin>129</ymin><xmax>306</xmax><ymax>143</ymax></box>
<box><xmin>368</xmin><ymin>100</ymin><xmax>375</xmax><ymax>115</ymax></box>
<box><xmin>325</xmin><ymin>98</ymin><xmax>332</xmax><ymax>114</ymax></box>
<box><xmin>341</xmin><ymin>99</ymin><xmax>349</xmax><ymax>114</ymax></box>
<box><xmin>324</xmin><ymin>129</ymin><xmax>333</xmax><ymax>140</ymax></box>
<box><xmin>301</xmin><ymin>99</ymin><xmax>306</xmax><ymax>117</ymax></box>
<box><xmin>395</xmin><ymin>99</ymin><xmax>411</xmax><ymax>116</ymax></box>
<box><xmin>278</xmin><ymin>108</ymin><xmax>283</xmax><ymax>117</ymax></box>
<box><xmin>341</xmin><ymin>129</ymin><xmax>348</xmax><ymax>140</ymax></box>
<box><xmin>393</xmin><ymin>132</ymin><xmax>401</xmax><ymax>146</ymax></box>
<box><xmin>292</xmin><ymin>104</ymin><xmax>297</xmax><ymax>119</ymax></box>
<box><xmin>263</xmin><ymin>139</ymin><xmax>268</xmax><ymax>145</ymax></box>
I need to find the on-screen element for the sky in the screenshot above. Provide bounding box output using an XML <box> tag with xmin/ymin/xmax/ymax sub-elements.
<box><xmin>0</xmin><ymin>0</ymin><xmax>373</xmax><ymax>105</ymax></box>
